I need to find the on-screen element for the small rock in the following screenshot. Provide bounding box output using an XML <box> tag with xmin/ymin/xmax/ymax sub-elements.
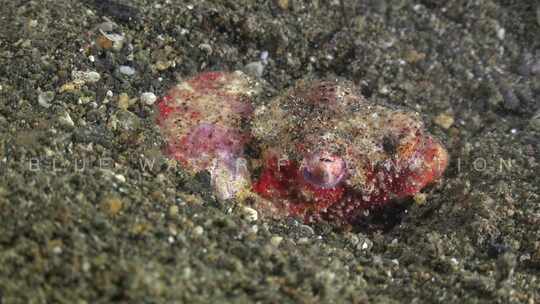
<box><xmin>112</xmin><ymin>40</ymin><xmax>124</xmax><ymax>51</ymax></box>
<box><xmin>141</xmin><ymin>92</ymin><xmax>157</xmax><ymax>105</ymax></box>
<box><xmin>405</xmin><ymin>49</ymin><xmax>426</xmax><ymax>64</ymax></box>
<box><xmin>496</xmin><ymin>27</ymin><xmax>505</xmax><ymax>41</ymax></box>
<box><xmin>243</xmin><ymin>61</ymin><xmax>265</xmax><ymax>78</ymax></box>
<box><xmin>277</xmin><ymin>0</ymin><xmax>289</xmax><ymax>10</ymax></box>
<box><xmin>28</xmin><ymin>19</ymin><xmax>38</xmax><ymax>28</ymax></box>
<box><xmin>115</xmin><ymin>109</ymin><xmax>141</xmax><ymax>131</ymax></box>
<box><xmin>241</xmin><ymin>206</ymin><xmax>258</xmax><ymax>222</ymax></box>
<box><xmin>101</xmin><ymin>196</ymin><xmax>123</xmax><ymax>216</ymax></box>
<box><xmin>59</xmin><ymin>82</ymin><xmax>79</xmax><ymax>93</ymax></box>
<box><xmin>97</xmin><ymin>21</ymin><xmax>116</xmax><ymax>32</ymax></box>
<box><xmin>72</xmin><ymin>70</ymin><xmax>101</xmax><ymax>84</ymax></box>
<box><xmin>270</xmin><ymin>236</ymin><xmax>283</xmax><ymax>247</ymax></box>
<box><xmin>118</xmin><ymin>93</ymin><xmax>130</xmax><ymax>110</ymax></box>
<box><xmin>193</xmin><ymin>226</ymin><xmax>204</xmax><ymax>236</ymax></box>
<box><xmin>433</xmin><ymin>112</ymin><xmax>455</xmax><ymax>129</ymax></box>
<box><xmin>114</xmin><ymin>174</ymin><xmax>126</xmax><ymax>183</ymax></box>
<box><xmin>38</xmin><ymin>91</ymin><xmax>55</xmax><ymax>108</ymax></box>
<box><xmin>155</xmin><ymin>60</ymin><xmax>171</xmax><ymax>71</ymax></box>
<box><xmin>356</xmin><ymin>234</ymin><xmax>373</xmax><ymax>251</ymax></box>
<box><xmin>178</xmin><ymin>193</ymin><xmax>204</xmax><ymax>205</ymax></box>
<box><xmin>169</xmin><ymin>205</ymin><xmax>179</xmax><ymax>217</ymax></box>
<box><xmin>48</xmin><ymin>239</ymin><xmax>63</xmax><ymax>254</ymax></box>
<box><xmin>517</xmin><ymin>53</ymin><xmax>540</xmax><ymax>76</ymax></box>
<box><xmin>96</xmin><ymin>34</ymin><xmax>113</xmax><ymax>49</ymax></box>
<box><xmin>297</xmin><ymin>237</ymin><xmax>310</xmax><ymax>244</ymax></box>
<box><xmin>260</xmin><ymin>51</ymin><xmax>269</xmax><ymax>65</ymax></box>
<box><xmin>118</xmin><ymin>65</ymin><xmax>136</xmax><ymax>76</ymax></box>
<box><xmin>58</xmin><ymin>111</ymin><xmax>75</xmax><ymax>128</ymax></box>
<box><xmin>517</xmin><ymin>53</ymin><xmax>533</xmax><ymax>76</ymax></box>
<box><xmin>198</xmin><ymin>43</ymin><xmax>213</xmax><ymax>55</ymax></box>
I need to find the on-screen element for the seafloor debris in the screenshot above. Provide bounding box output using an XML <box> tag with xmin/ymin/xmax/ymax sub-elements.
<box><xmin>156</xmin><ymin>71</ymin><xmax>448</xmax><ymax>224</ymax></box>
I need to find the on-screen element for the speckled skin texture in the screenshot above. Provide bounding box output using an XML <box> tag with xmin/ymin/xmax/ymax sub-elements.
<box><xmin>156</xmin><ymin>71</ymin><xmax>256</xmax><ymax>172</ymax></box>
<box><xmin>157</xmin><ymin>73</ymin><xmax>448</xmax><ymax>224</ymax></box>
<box><xmin>252</xmin><ymin>79</ymin><xmax>448</xmax><ymax>223</ymax></box>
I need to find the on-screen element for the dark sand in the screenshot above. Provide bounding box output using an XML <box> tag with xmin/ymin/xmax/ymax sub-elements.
<box><xmin>0</xmin><ymin>0</ymin><xmax>539</xmax><ymax>302</ymax></box>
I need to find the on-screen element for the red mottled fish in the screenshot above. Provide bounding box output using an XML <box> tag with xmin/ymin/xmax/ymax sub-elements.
<box><xmin>156</xmin><ymin>71</ymin><xmax>448</xmax><ymax>224</ymax></box>
<box><xmin>156</xmin><ymin>71</ymin><xmax>258</xmax><ymax>200</ymax></box>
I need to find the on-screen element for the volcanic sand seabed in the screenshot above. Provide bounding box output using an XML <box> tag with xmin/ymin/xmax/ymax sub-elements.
<box><xmin>0</xmin><ymin>0</ymin><xmax>539</xmax><ymax>302</ymax></box>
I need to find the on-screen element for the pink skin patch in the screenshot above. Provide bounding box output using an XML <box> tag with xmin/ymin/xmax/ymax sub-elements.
<box><xmin>300</xmin><ymin>152</ymin><xmax>347</xmax><ymax>189</ymax></box>
<box><xmin>156</xmin><ymin>71</ymin><xmax>256</xmax><ymax>201</ymax></box>
<box><xmin>168</xmin><ymin>123</ymin><xmax>247</xmax><ymax>171</ymax></box>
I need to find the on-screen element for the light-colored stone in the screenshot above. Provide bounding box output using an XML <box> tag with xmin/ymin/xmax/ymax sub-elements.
<box><xmin>241</xmin><ymin>206</ymin><xmax>258</xmax><ymax>222</ymax></box>
<box><xmin>434</xmin><ymin>112</ymin><xmax>455</xmax><ymax>129</ymax></box>
<box><xmin>141</xmin><ymin>92</ymin><xmax>157</xmax><ymax>105</ymax></box>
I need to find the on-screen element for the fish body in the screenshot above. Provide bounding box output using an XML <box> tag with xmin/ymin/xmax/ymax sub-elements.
<box><xmin>157</xmin><ymin>72</ymin><xmax>448</xmax><ymax>224</ymax></box>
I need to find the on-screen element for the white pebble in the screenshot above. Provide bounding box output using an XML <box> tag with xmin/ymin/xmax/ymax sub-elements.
<box><xmin>52</xmin><ymin>246</ymin><xmax>62</xmax><ymax>255</ymax></box>
<box><xmin>118</xmin><ymin>65</ymin><xmax>136</xmax><ymax>76</ymax></box>
<box><xmin>260</xmin><ymin>51</ymin><xmax>269</xmax><ymax>65</ymax></box>
<box><xmin>140</xmin><ymin>92</ymin><xmax>157</xmax><ymax>105</ymax></box>
<box><xmin>193</xmin><ymin>226</ymin><xmax>204</xmax><ymax>236</ymax></box>
<box><xmin>114</xmin><ymin>174</ymin><xmax>126</xmax><ymax>183</ymax></box>
<box><xmin>72</xmin><ymin>70</ymin><xmax>101</xmax><ymax>83</ymax></box>
<box><xmin>497</xmin><ymin>27</ymin><xmax>506</xmax><ymax>40</ymax></box>
<box><xmin>241</xmin><ymin>206</ymin><xmax>258</xmax><ymax>222</ymax></box>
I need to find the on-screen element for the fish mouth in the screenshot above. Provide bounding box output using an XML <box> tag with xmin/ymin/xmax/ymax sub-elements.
<box><xmin>300</xmin><ymin>152</ymin><xmax>347</xmax><ymax>189</ymax></box>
